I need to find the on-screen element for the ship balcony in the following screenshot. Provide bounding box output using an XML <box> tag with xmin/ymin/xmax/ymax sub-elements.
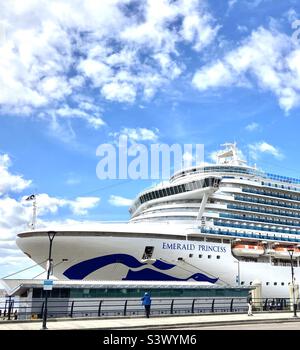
<box><xmin>200</xmin><ymin>226</ymin><xmax>300</xmax><ymax>244</ymax></box>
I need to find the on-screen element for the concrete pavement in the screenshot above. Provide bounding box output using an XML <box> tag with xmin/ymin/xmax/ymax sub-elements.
<box><xmin>0</xmin><ymin>311</ymin><xmax>300</xmax><ymax>330</ymax></box>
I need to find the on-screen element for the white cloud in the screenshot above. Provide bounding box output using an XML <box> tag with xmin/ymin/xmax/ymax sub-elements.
<box><xmin>285</xmin><ymin>8</ymin><xmax>298</xmax><ymax>24</ymax></box>
<box><xmin>123</xmin><ymin>127</ymin><xmax>159</xmax><ymax>142</ymax></box>
<box><xmin>112</xmin><ymin>127</ymin><xmax>160</xmax><ymax>143</ymax></box>
<box><xmin>55</xmin><ymin>105</ymin><xmax>105</xmax><ymax>129</ymax></box>
<box><xmin>0</xmin><ymin>154</ymin><xmax>31</xmax><ymax>195</ymax></box>
<box><xmin>0</xmin><ymin>193</ymin><xmax>101</xmax><ymax>275</ymax></box>
<box><xmin>192</xmin><ymin>26</ymin><xmax>300</xmax><ymax>112</ymax></box>
<box><xmin>0</xmin><ymin>196</ymin><xmax>32</xmax><ymax>240</ymax></box>
<box><xmin>0</xmin><ymin>154</ymin><xmax>101</xmax><ymax>276</ymax></box>
<box><xmin>179</xmin><ymin>0</ymin><xmax>219</xmax><ymax>52</ymax></box>
<box><xmin>68</xmin><ymin>196</ymin><xmax>100</xmax><ymax>215</ymax></box>
<box><xmin>228</xmin><ymin>0</ymin><xmax>237</xmax><ymax>9</ymax></box>
<box><xmin>245</xmin><ymin>122</ymin><xmax>260</xmax><ymax>131</ymax></box>
<box><xmin>78</xmin><ymin>59</ymin><xmax>113</xmax><ymax>86</ymax></box>
<box><xmin>182</xmin><ymin>150</ymin><xmax>194</xmax><ymax>165</ymax></box>
<box><xmin>209</xmin><ymin>150</ymin><xmax>219</xmax><ymax>163</ymax></box>
<box><xmin>39</xmin><ymin>76</ymin><xmax>72</xmax><ymax>101</ymax></box>
<box><xmin>153</xmin><ymin>53</ymin><xmax>183</xmax><ymax>79</ymax></box>
<box><xmin>193</xmin><ymin>61</ymin><xmax>237</xmax><ymax>90</ymax></box>
<box><xmin>0</xmin><ymin>255</ymin><xmax>34</xmax><ymax>278</ymax></box>
<box><xmin>21</xmin><ymin>193</ymin><xmax>100</xmax><ymax>216</ymax></box>
<box><xmin>109</xmin><ymin>195</ymin><xmax>132</xmax><ymax>207</ymax></box>
<box><xmin>181</xmin><ymin>150</ymin><xmax>209</xmax><ymax>168</ymax></box>
<box><xmin>248</xmin><ymin>141</ymin><xmax>284</xmax><ymax>160</ymax></box>
<box><xmin>0</xmin><ymin>0</ymin><xmax>219</xmax><ymax>129</ymax></box>
<box><xmin>85</xmin><ymin>116</ymin><xmax>106</xmax><ymax>129</ymax></box>
<box><xmin>101</xmin><ymin>82</ymin><xmax>137</xmax><ymax>103</ymax></box>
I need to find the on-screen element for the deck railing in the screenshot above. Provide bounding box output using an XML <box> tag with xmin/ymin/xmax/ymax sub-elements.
<box><xmin>0</xmin><ymin>296</ymin><xmax>296</xmax><ymax>321</ymax></box>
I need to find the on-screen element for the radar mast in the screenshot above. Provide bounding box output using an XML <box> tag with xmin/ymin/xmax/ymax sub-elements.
<box><xmin>216</xmin><ymin>142</ymin><xmax>246</xmax><ymax>166</ymax></box>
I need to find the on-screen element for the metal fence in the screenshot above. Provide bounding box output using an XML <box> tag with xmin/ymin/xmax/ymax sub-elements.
<box><xmin>0</xmin><ymin>296</ymin><xmax>296</xmax><ymax>321</ymax></box>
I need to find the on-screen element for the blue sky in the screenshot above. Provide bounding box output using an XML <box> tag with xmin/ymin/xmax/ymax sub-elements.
<box><xmin>1</xmin><ymin>0</ymin><xmax>300</xmax><ymax>277</ymax></box>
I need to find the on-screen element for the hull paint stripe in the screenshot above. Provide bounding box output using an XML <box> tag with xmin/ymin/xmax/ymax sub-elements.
<box><xmin>63</xmin><ymin>254</ymin><xmax>175</xmax><ymax>279</ymax></box>
<box><xmin>123</xmin><ymin>268</ymin><xmax>219</xmax><ymax>283</ymax></box>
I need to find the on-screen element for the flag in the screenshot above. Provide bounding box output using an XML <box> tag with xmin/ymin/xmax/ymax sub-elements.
<box><xmin>26</xmin><ymin>194</ymin><xmax>36</xmax><ymax>201</ymax></box>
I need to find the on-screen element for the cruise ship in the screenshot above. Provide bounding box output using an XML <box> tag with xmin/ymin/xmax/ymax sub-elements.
<box><xmin>16</xmin><ymin>143</ymin><xmax>300</xmax><ymax>298</ymax></box>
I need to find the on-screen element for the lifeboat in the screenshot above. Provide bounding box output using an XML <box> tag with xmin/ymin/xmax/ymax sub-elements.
<box><xmin>232</xmin><ymin>242</ymin><xmax>265</xmax><ymax>257</ymax></box>
<box><xmin>273</xmin><ymin>246</ymin><xmax>300</xmax><ymax>259</ymax></box>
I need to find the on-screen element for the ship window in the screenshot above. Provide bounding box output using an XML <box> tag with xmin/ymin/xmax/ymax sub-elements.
<box><xmin>281</xmin><ymin>282</ymin><xmax>284</xmax><ymax>286</ymax></box>
<box><xmin>199</xmin><ymin>254</ymin><xmax>202</xmax><ymax>258</ymax></box>
<box><xmin>189</xmin><ymin>254</ymin><xmax>193</xmax><ymax>258</ymax></box>
<box><xmin>216</xmin><ymin>255</ymin><xmax>220</xmax><ymax>259</ymax></box>
<box><xmin>241</xmin><ymin>281</ymin><xmax>245</xmax><ymax>285</ymax></box>
<box><xmin>274</xmin><ymin>282</ymin><xmax>277</xmax><ymax>286</ymax></box>
<box><xmin>191</xmin><ymin>182</ymin><xmax>197</xmax><ymax>190</ymax></box>
<box><xmin>206</xmin><ymin>238</ymin><xmax>221</xmax><ymax>243</ymax></box>
<box><xmin>192</xmin><ymin>182</ymin><xmax>197</xmax><ymax>190</ymax></box>
<box><xmin>194</xmin><ymin>236</ymin><xmax>205</xmax><ymax>241</ymax></box>
<box><xmin>208</xmin><ymin>255</ymin><xmax>211</xmax><ymax>259</ymax></box>
<box><xmin>159</xmin><ymin>190</ymin><xmax>163</xmax><ymax>197</ymax></box>
<box><xmin>266</xmin><ymin>282</ymin><xmax>269</xmax><ymax>286</ymax></box>
<box><xmin>250</xmin><ymin>282</ymin><xmax>252</xmax><ymax>285</ymax></box>
<box><xmin>142</xmin><ymin>246</ymin><xmax>154</xmax><ymax>260</ymax></box>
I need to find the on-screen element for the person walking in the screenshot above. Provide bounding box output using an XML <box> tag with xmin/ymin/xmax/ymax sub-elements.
<box><xmin>13</xmin><ymin>310</ymin><xmax>18</xmax><ymax>320</ymax></box>
<box><xmin>141</xmin><ymin>292</ymin><xmax>151</xmax><ymax>318</ymax></box>
<box><xmin>247</xmin><ymin>292</ymin><xmax>253</xmax><ymax>316</ymax></box>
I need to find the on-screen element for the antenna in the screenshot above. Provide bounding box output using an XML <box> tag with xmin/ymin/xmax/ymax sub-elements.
<box><xmin>217</xmin><ymin>142</ymin><xmax>247</xmax><ymax>166</ymax></box>
<box><xmin>25</xmin><ymin>194</ymin><xmax>37</xmax><ymax>230</ymax></box>
<box><xmin>31</xmin><ymin>195</ymin><xmax>37</xmax><ymax>230</ymax></box>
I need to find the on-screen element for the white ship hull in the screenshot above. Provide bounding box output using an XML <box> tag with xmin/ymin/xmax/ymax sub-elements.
<box><xmin>16</xmin><ymin>223</ymin><xmax>299</xmax><ymax>298</ymax></box>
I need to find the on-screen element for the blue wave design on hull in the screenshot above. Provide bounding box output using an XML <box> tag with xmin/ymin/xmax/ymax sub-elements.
<box><xmin>152</xmin><ymin>260</ymin><xmax>175</xmax><ymax>270</ymax></box>
<box><xmin>63</xmin><ymin>254</ymin><xmax>175</xmax><ymax>280</ymax></box>
<box><xmin>123</xmin><ymin>268</ymin><xmax>218</xmax><ymax>283</ymax></box>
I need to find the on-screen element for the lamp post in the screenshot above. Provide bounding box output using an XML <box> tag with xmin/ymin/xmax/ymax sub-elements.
<box><xmin>287</xmin><ymin>249</ymin><xmax>297</xmax><ymax>318</ymax></box>
<box><xmin>42</xmin><ymin>231</ymin><xmax>56</xmax><ymax>330</ymax></box>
